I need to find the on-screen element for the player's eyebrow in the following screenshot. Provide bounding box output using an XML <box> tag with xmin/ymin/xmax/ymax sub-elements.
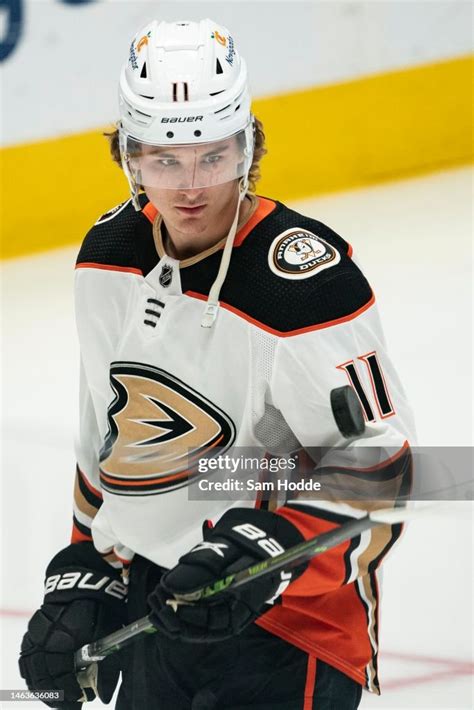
<box><xmin>143</xmin><ymin>143</ymin><xmax>230</xmax><ymax>158</ymax></box>
<box><xmin>144</xmin><ymin>147</ymin><xmax>178</xmax><ymax>157</ymax></box>
<box><xmin>202</xmin><ymin>144</ymin><xmax>229</xmax><ymax>156</ymax></box>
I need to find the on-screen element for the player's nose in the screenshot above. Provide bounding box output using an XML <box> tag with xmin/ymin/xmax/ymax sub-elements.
<box><xmin>176</xmin><ymin>187</ymin><xmax>206</xmax><ymax>205</ymax></box>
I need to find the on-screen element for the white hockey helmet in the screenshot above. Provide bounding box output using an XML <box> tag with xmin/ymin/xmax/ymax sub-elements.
<box><xmin>118</xmin><ymin>19</ymin><xmax>254</xmax><ymax>202</ymax></box>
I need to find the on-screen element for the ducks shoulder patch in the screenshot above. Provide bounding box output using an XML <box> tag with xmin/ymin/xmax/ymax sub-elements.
<box><xmin>268</xmin><ymin>228</ymin><xmax>341</xmax><ymax>280</ymax></box>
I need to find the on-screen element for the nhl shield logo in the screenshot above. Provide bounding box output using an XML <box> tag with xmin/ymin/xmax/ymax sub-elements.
<box><xmin>268</xmin><ymin>228</ymin><xmax>341</xmax><ymax>280</ymax></box>
<box><xmin>159</xmin><ymin>264</ymin><xmax>173</xmax><ymax>287</ymax></box>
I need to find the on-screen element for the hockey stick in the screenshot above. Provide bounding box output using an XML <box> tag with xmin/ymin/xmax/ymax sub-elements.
<box><xmin>74</xmin><ymin>384</ymin><xmax>363</xmax><ymax>675</ymax></box>
<box><xmin>74</xmin><ymin>383</ymin><xmax>471</xmax><ymax>685</ymax></box>
<box><xmin>74</xmin><ymin>384</ymin><xmax>451</xmax><ymax>676</ymax></box>
<box><xmin>74</xmin><ymin>501</ymin><xmax>443</xmax><ymax>673</ymax></box>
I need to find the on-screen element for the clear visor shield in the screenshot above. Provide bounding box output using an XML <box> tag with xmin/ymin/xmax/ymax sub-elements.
<box><xmin>120</xmin><ymin>128</ymin><xmax>253</xmax><ymax>190</ymax></box>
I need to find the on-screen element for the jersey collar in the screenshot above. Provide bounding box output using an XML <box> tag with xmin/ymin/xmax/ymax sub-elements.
<box><xmin>142</xmin><ymin>195</ymin><xmax>276</xmax><ymax>269</ymax></box>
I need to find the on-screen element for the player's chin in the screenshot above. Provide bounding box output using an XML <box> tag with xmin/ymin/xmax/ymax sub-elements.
<box><xmin>174</xmin><ymin>213</ymin><xmax>208</xmax><ymax>232</ymax></box>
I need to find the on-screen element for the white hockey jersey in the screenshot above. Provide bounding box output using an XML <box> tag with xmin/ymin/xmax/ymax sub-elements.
<box><xmin>72</xmin><ymin>193</ymin><xmax>415</xmax><ymax>692</ymax></box>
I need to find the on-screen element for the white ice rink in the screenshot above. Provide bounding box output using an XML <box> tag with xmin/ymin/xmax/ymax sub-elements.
<box><xmin>1</xmin><ymin>166</ymin><xmax>473</xmax><ymax>709</ymax></box>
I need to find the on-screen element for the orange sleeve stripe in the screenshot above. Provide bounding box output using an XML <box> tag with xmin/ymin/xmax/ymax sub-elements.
<box><xmin>185</xmin><ymin>290</ymin><xmax>375</xmax><ymax>337</ymax></box>
<box><xmin>111</xmin><ymin>551</ymin><xmax>133</xmax><ymax>566</ymax></box>
<box><xmin>319</xmin><ymin>440</ymin><xmax>410</xmax><ymax>475</ymax></box>
<box><xmin>71</xmin><ymin>522</ymin><xmax>92</xmax><ymax>544</ymax></box>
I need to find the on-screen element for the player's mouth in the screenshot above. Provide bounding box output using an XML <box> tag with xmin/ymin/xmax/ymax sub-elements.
<box><xmin>175</xmin><ymin>204</ymin><xmax>207</xmax><ymax>217</ymax></box>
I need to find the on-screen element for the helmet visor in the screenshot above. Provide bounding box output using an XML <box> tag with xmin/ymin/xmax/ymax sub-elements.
<box><xmin>121</xmin><ymin>129</ymin><xmax>252</xmax><ymax>190</ymax></box>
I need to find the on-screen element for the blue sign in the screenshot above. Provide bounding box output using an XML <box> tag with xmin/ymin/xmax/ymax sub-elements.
<box><xmin>0</xmin><ymin>0</ymin><xmax>97</xmax><ymax>62</ymax></box>
<box><xmin>0</xmin><ymin>0</ymin><xmax>23</xmax><ymax>62</ymax></box>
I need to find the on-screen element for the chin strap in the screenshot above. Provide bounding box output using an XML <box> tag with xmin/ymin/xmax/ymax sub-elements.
<box><xmin>118</xmin><ymin>124</ymin><xmax>142</xmax><ymax>212</ymax></box>
<box><xmin>201</xmin><ymin>178</ymin><xmax>248</xmax><ymax>328</ymax></box>
<box><xmin>124</xmin><ymin>168</ymin><xmax>141</xmax><ymax>212</ymax></box>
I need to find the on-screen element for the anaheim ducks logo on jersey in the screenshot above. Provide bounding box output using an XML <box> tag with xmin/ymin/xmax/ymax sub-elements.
<box><xmin>268</xmin><ymin>228</ymin><xmax>341</xmax><ymax>280</ymax></box>
<box><xmin>99</xmin><ymin>362</ymin><xmax>236</xmax><ymax>496</ymax></box>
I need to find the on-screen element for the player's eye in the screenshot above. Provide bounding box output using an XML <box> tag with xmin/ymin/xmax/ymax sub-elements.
<box><xmin>202</xmin><ymin>153</ymin><xmax>223</xmax><ymax>165</ymax></box>
<box><xmin>156</xmin><ymin>158</ymin><xmax>179</xmax><ymax>167</ymax></box>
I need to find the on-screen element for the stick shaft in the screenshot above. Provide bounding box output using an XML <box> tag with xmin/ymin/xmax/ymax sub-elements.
<box><xmin>200</xmin><ymin>515</ymin><xmax>379</xmax><ymax>597</ymax></box>
<box><xmin>76</xmin><ymin>500</ymin><xmax>460</xmax><ymax>668</ymax></box>
<box><xmin>75</xmin><ymin>512</ymin><xmax>383</xmax><ymax>667</ymax></box>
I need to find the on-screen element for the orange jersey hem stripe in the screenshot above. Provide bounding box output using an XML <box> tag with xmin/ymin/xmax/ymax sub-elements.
<box><xmin>304</xmin><ymin>656</ymin><xmax>317</xmax><ymax>709</ymax></box>
<box><xmin>256</xmin><ymin>616</ymin><xmax>369</xmax><ymax>691</ymax></box>
<box><xmin>185</xmin><ymin>291</ymin><xmax>376</xmax><ymax>337</ymax></box>
<box><xmin>75</xmin><ymin>262</ymin><xmax>143</xmax><ymax>276</ymax></box>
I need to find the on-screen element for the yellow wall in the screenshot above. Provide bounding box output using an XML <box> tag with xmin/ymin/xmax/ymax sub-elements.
<box><xmin>1</xmin><ymin>55</ymin><xmax>472</xmax><ymax>259</ymax></box>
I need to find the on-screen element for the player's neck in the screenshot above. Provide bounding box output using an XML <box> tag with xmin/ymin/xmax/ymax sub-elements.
<box><xmin>163</xmin><ymin>194</ymin><xmax>252</xmax><ymax>260</ymax></box>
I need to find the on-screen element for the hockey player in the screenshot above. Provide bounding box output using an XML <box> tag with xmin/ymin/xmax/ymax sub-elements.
<box><xmin>19</xmin><ymin>19</ymin><xmax>415</xmax><ymax>709</ymax></box>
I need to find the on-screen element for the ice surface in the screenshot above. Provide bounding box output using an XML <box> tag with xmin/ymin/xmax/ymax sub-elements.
<box><xmin>1</xmin><ymin>167</ymin><xmax>472</xmax><ymax>708</ymax></box>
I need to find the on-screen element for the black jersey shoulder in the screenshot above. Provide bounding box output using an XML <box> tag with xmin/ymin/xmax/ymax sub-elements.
<box><xmin>182</xmin><ymin>199</ymin><xmax>373</xmax><ymax>333</ymax></box>
<box><xmin>76</xmin><ymin>194</ymin><xmax>158</xmax><ymax>275</ymax></box>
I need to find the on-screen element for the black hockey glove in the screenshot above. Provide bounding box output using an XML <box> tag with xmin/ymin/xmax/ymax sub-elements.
<box><xmin>148</xmin><ymin>508</ymin><xmax>307</xmax><ymax>643</ymax></box>
<box><xmin>19</xmin><ymin>542</ymin><xmax>127</xmax><ymax>709</ymax></box>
